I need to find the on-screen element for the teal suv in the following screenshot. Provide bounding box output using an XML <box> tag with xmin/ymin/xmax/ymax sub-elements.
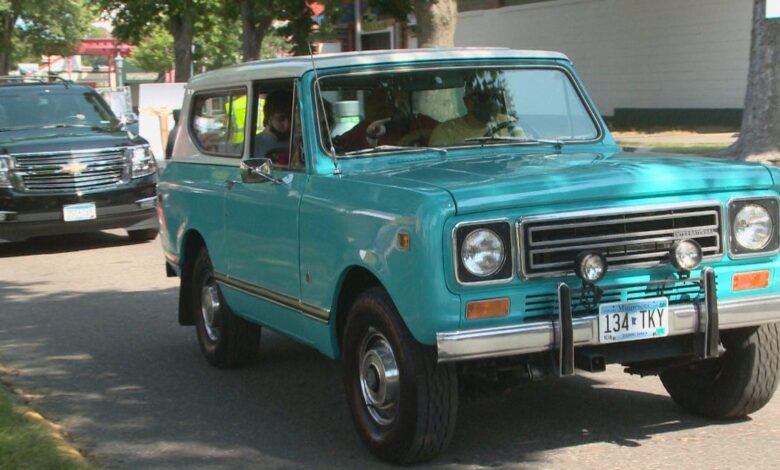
<box><xmin>158</xmin><ymin>49</ymin><xmax>780</xmax><ymax>463</ymax></box>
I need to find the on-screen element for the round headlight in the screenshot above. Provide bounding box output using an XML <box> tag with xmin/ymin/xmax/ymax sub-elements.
<box><xmin>734</xmin><ymin>204</ymin><xmax>773</xmax><ymax>250</ymax></box>
<box><xmin>670</xmin><ymin>239</ymin><xmax>703</xmax><ymax>272</ymax></box>
<box><xmin>461</xmin><ymin>229</ymin><xmax>505</xmax><ymax>277</ymax></box>
<box><xmin>575</xmin><ymin>252</ymin><xmax>607</xmax><ymax>283</ymax></box>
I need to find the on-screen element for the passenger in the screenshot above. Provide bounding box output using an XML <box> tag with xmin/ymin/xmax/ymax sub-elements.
<box><xmin>254</xmin><ymin>89</ymin><xmax>293</xmax><ymax>164</ymax></box>
<box><xmin>335</xmin><ymin>88</ymin><xmax>438</xmax><ymax>152</ymax></box>
<box><xmin>428</xmin><ymin>78</ymin><xmax>523</xmax><ymax>147</ymax></box>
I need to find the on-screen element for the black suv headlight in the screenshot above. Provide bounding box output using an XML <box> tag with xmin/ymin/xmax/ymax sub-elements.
<box><xmin>454</xmin><ymin>220</ymin><xmax>513</xmax><ymax>284</ymax></box>
<box><xmin>729</xmin><ymin>197</ymin><xmax>780</xmax><ymax>257</ymax></box>
<box><xmin>126</xmin><ymin>145</ymin><xmax>157</xmax><ymax>178</ymax></box>
<box><xmin>0</xmin><ymin>155</ymin><xmax>12</xmax><ymax>188</ymax></box>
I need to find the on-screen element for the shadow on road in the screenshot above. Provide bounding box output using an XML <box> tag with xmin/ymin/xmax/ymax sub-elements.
<box><xmin>0</xmin><ymin>230</ymin><xmax>148</xmax><ymax>258</ymax></box>
<box><xmin>0</xmin><ymin>280</ymin><xmax>725</xmax><ymax>468</ymax></box>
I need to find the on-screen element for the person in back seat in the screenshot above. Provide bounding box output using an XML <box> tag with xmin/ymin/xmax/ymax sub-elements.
<box><xmin>253</xmin><ymin>89</ymin><xmax>293</xmax><ymax>165</ymax></box>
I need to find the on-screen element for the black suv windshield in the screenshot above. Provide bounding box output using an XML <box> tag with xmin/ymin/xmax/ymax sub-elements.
<box><xmin>0</xmin><ymin>87</ymin><xmax>117</xmax><ymax>131</ymax></box>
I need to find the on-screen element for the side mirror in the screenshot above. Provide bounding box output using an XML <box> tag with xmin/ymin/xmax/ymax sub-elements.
<box><xmin>240</xmin><ymin>158</ymin><xmax>281</xmax><ymax>184</ymax></box>
<box><xmin>120</xmin><ymin>112</ymin><xmax>138</xmax><ymax>124</ymax></box>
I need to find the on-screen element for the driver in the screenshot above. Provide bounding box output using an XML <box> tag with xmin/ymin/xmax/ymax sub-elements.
<box><xmin>428</xmin><ymin>77</ymin><xmax>523</xmax><ymax>147</ymax></box>
<box><xmin>253</xmin><ymin>89</ymin><xmax>293</xmax><ymax>163</ymax></box>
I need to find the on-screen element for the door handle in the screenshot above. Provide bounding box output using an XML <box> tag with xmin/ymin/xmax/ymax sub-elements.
<box><xmin>224</xmin><ymin>179</ymin><xmax>241</xmax><ymax>190</ymax></box>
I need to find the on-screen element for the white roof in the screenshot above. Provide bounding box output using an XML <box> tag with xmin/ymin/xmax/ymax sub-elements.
<box><xmin>187</xmin><ymin>47</ymin><xmax>570</xmax><ymax>89</ymax></box>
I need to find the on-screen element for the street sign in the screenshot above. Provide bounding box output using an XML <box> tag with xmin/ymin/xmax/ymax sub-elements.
<box><xmin>768</xmin><ymin>0</ymin><xmax>780</xmax><ymax>19</ymax></box>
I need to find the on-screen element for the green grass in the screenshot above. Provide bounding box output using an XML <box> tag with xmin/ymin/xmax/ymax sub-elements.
<box><xmin>0</xmin><ymin>385</ymin><xmax>93</xmax><ymax>470</ymax></box>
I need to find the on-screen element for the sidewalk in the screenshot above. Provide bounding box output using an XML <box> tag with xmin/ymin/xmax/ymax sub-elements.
<box><xmin>612</xmin><ymin>131</ymin><xmax>737</xmax><ymax>154</ymax></box>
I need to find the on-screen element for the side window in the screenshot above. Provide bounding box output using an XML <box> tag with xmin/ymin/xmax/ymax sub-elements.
<box><xmin>252</xmin><ymin>81</ymin><xmax>303</xmax><ymax>170</ymax></box>
<box><xmin>191</xmin><ymin>89</ymin><xmax>247</xmax><ymax>157</ymax></box>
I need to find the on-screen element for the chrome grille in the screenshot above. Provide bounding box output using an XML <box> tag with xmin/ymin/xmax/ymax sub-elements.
<box><xmin>524</xmin><ymin>278</ymin><xmax>706</xmax><ymax>320</ymax></box>
<box><xmin>12</xmin><ymin>148</ymin><xmax>129</xmax><ymax>193</ymax></box>
<box><xmin>518</xmin><ymin>203</ymin><xmax>723</xmax><ymax>278</ymax></box>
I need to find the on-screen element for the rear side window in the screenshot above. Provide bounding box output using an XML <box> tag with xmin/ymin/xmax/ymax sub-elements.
<box><xmin>190</xmin><ymin>88</ymin><xmax>247</xmax><ymax>157</ymax></box>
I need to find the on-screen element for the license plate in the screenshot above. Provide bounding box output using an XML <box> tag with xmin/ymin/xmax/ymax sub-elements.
<box><xmin>598</xmin><ymin>297</ymin><xmax>669</xmax><ymax>344</ymax></box>
<box><xmin>63</xmin><ymin>202</ymin><xmax>96</xmax><ymax>222</ymax></box>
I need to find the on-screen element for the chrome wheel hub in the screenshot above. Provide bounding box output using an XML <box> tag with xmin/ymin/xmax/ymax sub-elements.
<box><xmin>200</xmin><ymin>281</ymin><xmax>221</xmax><ymax>342</ymax></box>
<box><xmin>359</xmin><ymin>328</ymin><xmax>400</xmax><ymax>426</ymax></box>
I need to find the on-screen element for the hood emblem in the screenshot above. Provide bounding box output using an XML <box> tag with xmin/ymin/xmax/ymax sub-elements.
<box><xmin>61</xmin><ymin>162</ymin><xmax>88</xmax><ymax>175</ymax></box>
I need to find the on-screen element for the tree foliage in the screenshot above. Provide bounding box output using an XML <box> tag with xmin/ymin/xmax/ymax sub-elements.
<box><xmin>368</xmin><ymin>0</ymin><xmax>457</xmax><ymax>48</ymax></box>
<box><xmin>232</xmin><ymin>0</ymin><xmax>343</xmax><ymax>62</ymax></box>
<box><xmin>0</xmin><ymin>0</ymin><xmax>94</xmax><ymax>74</ymax></box>
<box><xmin>98</xmin><ymin>0</ymin><xmax>218</xmax><ymax>82</ymax></box>
<box><xmin>128</xmin><ymin>24</ymin><xmax>174</xmax><ymax>76</ymax></box>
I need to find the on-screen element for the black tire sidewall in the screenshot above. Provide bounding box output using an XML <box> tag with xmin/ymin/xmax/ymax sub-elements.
<box><xmin>343</xmin><ymin>291</ymin><xmax>421</xmax><ymax>462</ymax></box>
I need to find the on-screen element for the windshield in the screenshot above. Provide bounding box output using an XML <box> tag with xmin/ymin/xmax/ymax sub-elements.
<box><xmin>317</xmin><ymin>66</ymin><xmax>600</xmax><ymax>157</ymax></box>
<box><xmin>0</xmin><ymin>88</ymin><xmax>118</xmax><ymax>131</ymax></box>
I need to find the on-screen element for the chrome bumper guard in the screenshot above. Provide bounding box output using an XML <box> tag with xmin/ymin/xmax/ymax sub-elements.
<box><xmin>437</xmin><ymin>268</ymin><xmax>780</xmax><ymax>365</ymax></box>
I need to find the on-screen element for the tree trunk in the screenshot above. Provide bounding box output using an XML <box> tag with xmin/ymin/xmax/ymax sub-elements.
<box><xmin>729</xmin><ymin>0</ymin><xmax>780</xmax><ymax>162</ymax></box>
<box><xmin>169</xmin><ymin>12</ymin><xmax>194</xmax><ymax>82</ymax></box>
<box><xmin>413</xmin><ymin>0</ymin><xmax>458</xmax><ymax>48</ymax></box>
<box><xmin>237</xmin><ymin>0</ymin><xmax>272</xmax><ymax>62</ymax></box>
<box><xmin>0</xmin><ymin>12</ymin><xmax>17</xmax><ymax>75</ymax></box>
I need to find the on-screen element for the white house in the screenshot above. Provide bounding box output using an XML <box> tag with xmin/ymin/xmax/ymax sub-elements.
<box><xmin>455</xmin><ymin>0</ymin><xmax>753</xmax><ymax>127</ymax></box>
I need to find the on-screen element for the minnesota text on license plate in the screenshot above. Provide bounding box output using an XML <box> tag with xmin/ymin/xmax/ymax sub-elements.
<box><xmin>598</xmin><ymin>297</ymin><xmax>669</xmax><ymax>344</ymax></box>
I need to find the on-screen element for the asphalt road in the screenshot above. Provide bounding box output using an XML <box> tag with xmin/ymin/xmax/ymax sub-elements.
<box><xmin>1</xmin><ymin>230</ymin><xmax>779</xmax><ymax>469</ymax></box>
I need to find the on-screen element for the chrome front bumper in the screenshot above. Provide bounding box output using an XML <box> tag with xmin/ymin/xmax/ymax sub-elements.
<box><xmin>437</xmin><ymin>269</ymin><xmax>780</xmax><ymax>364</ymax></box>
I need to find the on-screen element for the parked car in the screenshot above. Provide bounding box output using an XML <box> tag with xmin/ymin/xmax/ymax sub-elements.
<box><xmin>0</xmin><ymin>77</ymin><xmax>158</xmax><ymax>243</ymax></box>
<box><xmin>158</xmin><ymin>49</ymin><xmax>780</xmax><ymax>463</ymax></box>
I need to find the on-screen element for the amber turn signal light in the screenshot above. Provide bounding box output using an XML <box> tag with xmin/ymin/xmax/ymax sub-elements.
<box><xmin>732</xmin><ymin>270</ymin><xmax>770</xmax><ymax>291</ymax></box>
<box><xmin>397</xmin><ymin>232</ymin><xmax>410</xmax><ymax>250</ymax></box>
<box><xmin>466</xmin><ymin>298</ymin><xmax>510</xmax><ymax>320</ymax></box>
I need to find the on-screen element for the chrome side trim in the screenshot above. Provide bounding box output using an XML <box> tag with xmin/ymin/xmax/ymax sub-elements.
<box><xmin>436</xmin><ymin>294</ymin><xmax>780</xmax><ymax>363</ymax></box>
<box><xmin>214</xmin><ymin>272</ymin><xmax>330</xmax><ymax>323</ymax></box>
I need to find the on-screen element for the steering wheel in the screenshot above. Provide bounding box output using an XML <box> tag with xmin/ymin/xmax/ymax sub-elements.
<box><xmin>484</xmin><ymin>119</ymin><xmax>543</xmax><ymax>139</ymax></box>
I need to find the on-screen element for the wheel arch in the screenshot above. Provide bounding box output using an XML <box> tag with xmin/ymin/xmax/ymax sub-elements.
<box><xmin>178</xmin><ymin>229</ymin><xmax>207</xmax><ymax>326</ymax></box>
<box><xmin>332</xmin><ymin>265</ymin><xmax>386</xmax><ymax>358</ymax></box>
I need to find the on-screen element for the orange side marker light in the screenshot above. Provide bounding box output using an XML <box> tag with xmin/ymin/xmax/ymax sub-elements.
<box><xmin>732</xmin><ymin>270</ymin><xmax>770</xmax><ymax>291</ymax></box>
<box><xmin>466</xmin><ymin>298</ymin><xmax>510</xmax><ymax>320</ymax></box>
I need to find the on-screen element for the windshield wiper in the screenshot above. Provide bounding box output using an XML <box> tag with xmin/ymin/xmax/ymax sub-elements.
<box><xmin>463</xmin><ymin>136</ymin><xmax>565</xmax><ymax>151</ymax></box>
<box><xmin>344</xmin><ymin>144</ymin><xmax>448</xmax><ymax>157</ymax></box>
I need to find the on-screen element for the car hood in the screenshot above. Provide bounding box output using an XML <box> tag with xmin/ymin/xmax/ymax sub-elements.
<box><xmin>363</xmin><ymin>152</ymin><xmax>774</xmax><ymax>214</ymax></box>
<box><xmin>0</xmin><ymin>126</ymin><xmax>141</xmax><ymax>155</ymax></box>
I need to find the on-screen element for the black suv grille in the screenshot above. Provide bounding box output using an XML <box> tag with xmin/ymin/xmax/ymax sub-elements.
<box><xmin>518</xmin><ymin>203</ymin><xmax>723</xmax><ymax>278</ymax></box>
<box><xmin>13</xmin><ymin>148</ymin><xmax>129</xmax><ymax>193</ymax></box>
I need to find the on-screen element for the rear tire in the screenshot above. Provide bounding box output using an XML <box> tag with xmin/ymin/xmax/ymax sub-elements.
<box><xmin>343</xmin><ymin>288</ymin><xmax>458</xmax><ymax>464</ymax></box>
<box><xmin>660</xmin><ymin>324</ymin><xmax>780</xmax><ymax>419</ymax></box>
<box><xmin>192</xmin><ymin>247</ymin><xmax>261</xmax><ymax>368</ymax></box>
<box><xmin>127</xmin><ymin>228</ymin><xmax>158</xmax><ymax>242</ymax></box>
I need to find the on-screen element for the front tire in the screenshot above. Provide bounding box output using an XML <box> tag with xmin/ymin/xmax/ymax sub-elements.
<box><xmin>660</xmin><ymin>324</ymin><xmax>780</xmax><ymax>419</ymax></box>
<box><xmin>343</xmin><ymin>288</ymin><xmax>458</xmax><ymax>464</ymax></box>
<box><xmin>192</xmin><ymin>248</ymin><xmax>261</xmax><ymax>368</ymax></box>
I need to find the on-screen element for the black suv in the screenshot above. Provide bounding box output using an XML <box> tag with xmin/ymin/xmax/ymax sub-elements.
<box><xmin>0</xmin><ymin>78</ymin><xmax>158</xmax><ymax>243</ymax></box>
